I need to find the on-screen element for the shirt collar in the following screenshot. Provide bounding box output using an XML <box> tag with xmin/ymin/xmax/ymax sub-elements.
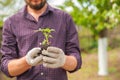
<box><xmin>19</xmin><ymin>3</ymin><xmax>54</xmax><ymax>18</ymax></box>
<box><xmin>41</xmin><ymin>3</ymin><xmax>54</xmax><ymax>16</ymax></box>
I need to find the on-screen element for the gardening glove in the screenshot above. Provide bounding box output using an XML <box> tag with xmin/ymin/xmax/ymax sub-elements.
<box><xmin>26</xmin><ymin>47</ymin><xmax>43</xmax><ymax>66</ymax></box>
<box><xmin>42</xmin><ymin>46</ymin><xmax>66</xmax><ymax>68</ymax></box>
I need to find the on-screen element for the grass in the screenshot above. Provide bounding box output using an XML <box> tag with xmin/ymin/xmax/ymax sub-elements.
<box><xmin>67</xmin><ymin>47</ymin><xmax>120</xmax><ymax>80</ymax></box>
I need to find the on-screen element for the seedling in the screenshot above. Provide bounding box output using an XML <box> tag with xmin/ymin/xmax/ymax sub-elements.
<box><xmin>37</xmin><ymin>28</ymin><xmax>55</xmax><ymax>50</ymax></box>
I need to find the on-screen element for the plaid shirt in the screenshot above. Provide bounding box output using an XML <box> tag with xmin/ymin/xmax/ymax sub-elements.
<box><xmin>1</xmin><ymin>3</ymin><xmax>82</xmax><ymax>80</ymax></box>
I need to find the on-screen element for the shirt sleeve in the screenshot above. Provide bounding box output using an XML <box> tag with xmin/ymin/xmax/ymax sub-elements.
<box><xmin>0</xmin><ymin>18</ymin><xmax>18</xmax><ymax>77</ymax></box>
<box><xmin>65</xmin><ymin>13</ymin><xmax>82</xmax><ymax>73</ymax></box>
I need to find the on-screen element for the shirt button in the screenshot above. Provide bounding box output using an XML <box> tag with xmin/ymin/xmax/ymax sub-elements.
<box><xmin>40</xmin><ymin>72</ymin><xmax>44</xmax><ymax>76</ymax></box>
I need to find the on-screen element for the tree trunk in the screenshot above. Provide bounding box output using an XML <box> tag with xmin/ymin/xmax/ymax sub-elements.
<box><xmin>98</xmin><ymin>29</ymin><xmax>108</xmax><ymax>76</ymax></box>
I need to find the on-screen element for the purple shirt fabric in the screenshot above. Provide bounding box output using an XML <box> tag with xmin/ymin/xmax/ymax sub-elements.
<box><xmin>0</xmin><ymin>4</ymin><xmax>82</xmax><ymax>80</ymax></box>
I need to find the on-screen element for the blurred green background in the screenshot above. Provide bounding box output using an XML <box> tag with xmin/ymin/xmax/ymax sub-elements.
<box><xmin>0</xmin><ymin>0</ymin><xmax>120</xmax><ymax>80</ymax></box>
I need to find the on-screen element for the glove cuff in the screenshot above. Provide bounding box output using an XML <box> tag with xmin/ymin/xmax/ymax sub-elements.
<box><xmin>25</xmin><ymin>56</ymin><xmax>33</xmax><ymax>66</ymax></box>
<box><xmin>61</xmin><ymin>55</ymin><xmax>66</xmax><ymax>67</ymax></box>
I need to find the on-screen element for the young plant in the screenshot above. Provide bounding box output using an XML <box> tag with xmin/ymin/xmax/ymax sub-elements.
<box><xmin>38</xmin><ymin>28</ymin><xmax>55</xmax><ymax>50</ymax></box>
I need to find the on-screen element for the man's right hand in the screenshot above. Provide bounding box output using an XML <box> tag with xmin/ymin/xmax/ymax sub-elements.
<box><xmin>25</xmin><ymin>47</ymin><xmax>43</xmax><ymax>66</ymax></box>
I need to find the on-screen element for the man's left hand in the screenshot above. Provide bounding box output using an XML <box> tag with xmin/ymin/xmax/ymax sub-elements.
<box><xmin>42</xmin><ymin>46</ymin><xmax>66</xmax><ymax>68</ymax></box>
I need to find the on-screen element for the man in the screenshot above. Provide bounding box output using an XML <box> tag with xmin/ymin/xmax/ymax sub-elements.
<box><xmin>0</xmin><ymin>0</ymin><xmax>82</xmax><ymax>80</ymax></box>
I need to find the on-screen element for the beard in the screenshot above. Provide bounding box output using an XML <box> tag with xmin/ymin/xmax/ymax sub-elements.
<box><xmin>25</xmin><ymin>0</ymin><xmax>46</xmax><ymax>10</ymax></box>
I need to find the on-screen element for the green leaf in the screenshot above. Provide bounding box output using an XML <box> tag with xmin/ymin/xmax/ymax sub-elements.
<box><xmin>60</xmin><ymin>0</ymin><xmax>120</xmax><ymax>38</ymax></box>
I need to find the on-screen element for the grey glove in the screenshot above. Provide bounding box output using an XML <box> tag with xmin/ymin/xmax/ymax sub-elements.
<box><xmin>26</xmin><ymin>47</ymin><xmax>43</xmax><ymax>66</ymax></box>
<box><xmin>42</xmin><ymin>46</ymin><xmax>66</xmax><ymax>68</ymax></box>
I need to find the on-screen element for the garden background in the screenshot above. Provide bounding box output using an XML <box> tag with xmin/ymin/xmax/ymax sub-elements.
<box><xmin>0</xmin><ymin>0</ymin><xmax>120</xmax><ymax>80</ymax></box>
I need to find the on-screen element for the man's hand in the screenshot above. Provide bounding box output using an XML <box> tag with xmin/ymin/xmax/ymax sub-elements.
<box><xmin>26</xmin><ymin>47</ymin><xmax>43</xmax><ymax>66</ymax></box>
<box><xmin>42</xmin><ymin>46</ymin><xmax>66</xmax><ymax>68</ymax></box>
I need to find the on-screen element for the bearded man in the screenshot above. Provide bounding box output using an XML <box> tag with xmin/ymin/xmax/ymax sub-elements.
<box><xmin>0</xmin><ymin>0</ymin><xmax>82</xmax><ymax>80</ymax></box>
